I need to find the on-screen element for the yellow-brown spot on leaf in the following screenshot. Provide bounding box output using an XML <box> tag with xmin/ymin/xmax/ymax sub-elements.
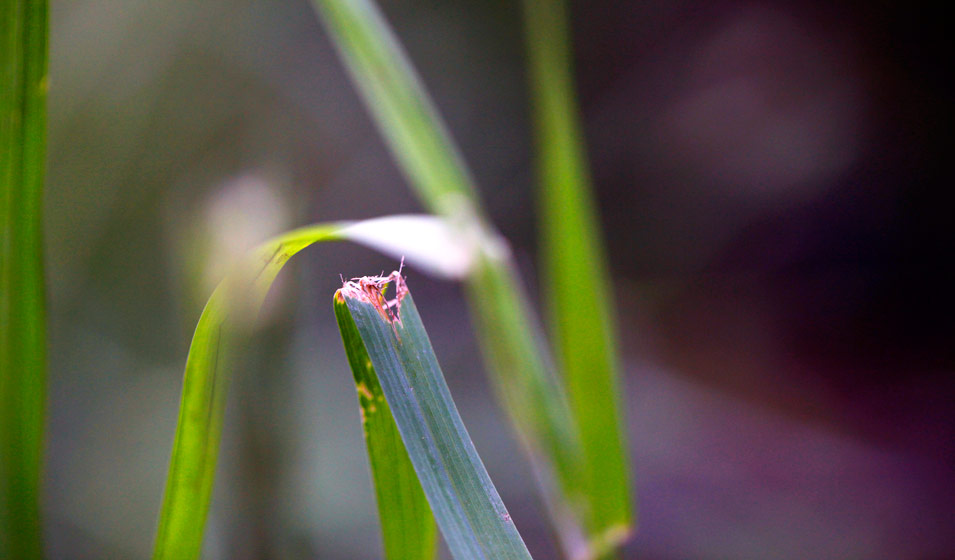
<box><xmin>356</xmin><ymin>382</ymin><xmax>374</xmax><ymax>401</ymax></box>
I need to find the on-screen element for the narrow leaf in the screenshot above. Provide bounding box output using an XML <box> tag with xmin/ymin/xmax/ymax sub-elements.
<box><xmin>334</xmin><ymin>289</ymin><xmax>436</xmax><ymax>560</ymax></box>
<box><xmin>309</xmin><ymin>0</ymin><xmax>479</xmax><ymax>215</ymax></box>
<box><xmin>153</xmin><ymin>224</ymin><xmax>344</xmax><ymax>560</ymax></box>
<box><xmin>521</xmin><ymin>0</ymin><xmax>633</xmax><ymax>551</ymax></box>
<box><xmin>1</xmin><ymin>1</ymin><xmax>49</xmax><ymax>558</ymax></box>
<box><xmin>335</xmin><ymin>273</ymin><xmax>533</xmax><ymax>560</ymax></box>
<box><xmin>464</xmin><ymin>258</ymin><xmax>587</xmax><ymax>550</ymax></box>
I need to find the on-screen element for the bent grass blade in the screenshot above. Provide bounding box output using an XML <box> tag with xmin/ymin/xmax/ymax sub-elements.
<box><xmin>335</xmin><ymin>274</ymin><xmax>533</xmax><ymax>560</ymax></box>
<box><xmin>153</xmin><ymin>223</ymin><xmax>344</xmax><ymax>560</ymax></box>
<box><xmin>153</xmin><ymin>215</ymin><xmax>468</xmax><ymax>560</ymax></box>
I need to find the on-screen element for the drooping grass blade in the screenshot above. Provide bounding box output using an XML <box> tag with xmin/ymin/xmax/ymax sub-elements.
<box><xmin>335</xmin><ymin>273</ymin><xmax>533</xmax><ymax>560</ymax></box>
<box><xmin>521</xmin><ymin>0</ymin><xmax>633</xmax><ymax>551</ymax></box>
<box><xmin>309</xmin><ymin>1</ymin><xmax>591</xmax><ymax>553</ymax></box>
<box><xmin>1</xmin><ymin>1</ymin><xmax>49</xmax><ymax>558</ymax></box>
<box><xmin>153</xmin><ymin>216</ymin><xmax>469</xmax><ymax>559</ymax></box>
<box><xmin>334</xmin><ymin>288</ymin><xmax>436</xmax><ymax>560</ymax></box>
<box><xmin>153</xmin><ymin>224</ymin><xmax>344</xmax><ymax>560</ymax></box>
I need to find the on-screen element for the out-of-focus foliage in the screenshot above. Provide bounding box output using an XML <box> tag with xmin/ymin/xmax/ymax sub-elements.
<box><xmin>521</xmin><ymin>0</ymin><xmax>632</xmax><ymax>548</ymax></box>
<box><xmin>153</xmin><ymin>224</ymin><xmax>344</xmax><ymax>560</ymax></box>
<box><xmin>1</xmin><ymin>1</ymin><xmax>48</xmax><ymax>558</ymax></box>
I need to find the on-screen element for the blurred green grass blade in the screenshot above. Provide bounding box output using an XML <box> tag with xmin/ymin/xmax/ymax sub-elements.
<box><xmin>153</xmin><ymin>224</ymin><xmax>345</xmax><ymax>560</ymax></box>
<box><xmin>310</xmin><ymin>0</ymin><xmax>478</xmax><ymax>215</ymax></box>
<box><xmin>336</xmin><ymin>279</ymin><xmax>533</xmax><ymax>560</ymax></box>
<box><xmin>309</xmin><ymin>0</ymin><xmax>591</xmax><ymax>553</ymax></box>
<box><xmin>521</xmin><ymin>0</ymin><xmax>633</xmax><ymax>550</ymax></box>
<box><xmin>1</xmin><ymin>0</ymin><xmax>49</xmax><ymax>558</ymax></box>
<box><xmin>464</xmin><ymin>258</ymin><xmax>587</xmax><ymax>542</ymax></box>
<box><xmin>334</xmin><ymin>293</ymin><xmax>437</xmax><ymax>560</ymax></box>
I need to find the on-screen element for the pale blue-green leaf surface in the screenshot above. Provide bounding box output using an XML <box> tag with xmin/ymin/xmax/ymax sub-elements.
<box><xmin>334</xmin><ymin>289</ymin><xmax>436</xmax><ymax>560</ymax></box>
<box><xmin>336</xmin><ymin>275</ymin><xmax>533</xmax><ymax>560</ymax></box>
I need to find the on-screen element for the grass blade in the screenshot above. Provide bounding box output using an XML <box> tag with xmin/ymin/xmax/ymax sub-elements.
<box><xmin>153</xmin><ymin>223</ymin><xmax>345</xmax><ymax>560</ymax></box>
<box><xmin>153</xmin><ymin>215</ymin><xmax>469</xmax><ymax>559</ymax></box>
<box><xmin>309</xmin><ymin>0</ymin><xmax>479</xmax><ymax>215</ymax></box>
<box><xmin>464</xmin><ymin>258</ymin><xmax>586</xmax><ymax>545</ymax></box>
<box><xmin>335</xmin><ymin>273</ymin><xmax>533</xmax><ymax>560</ymax></box>
<box><xmin>0</xmin><ymin>0</ymin><xmax>49</xmax><ymax>558</ymax></box>
<box><xmin>521</xmin><ymin>0</ymin><xmax>633</xmax><ymax>550</ymax></box>
<box><xmin>309</xmin><ymin>1</ymin><xmax>593</xmax><ymax>553</ymax></box>
<box><xmin>334</xmin><ymin>289</ymin><xmax>436</xmax><ymax>560</ymax></box>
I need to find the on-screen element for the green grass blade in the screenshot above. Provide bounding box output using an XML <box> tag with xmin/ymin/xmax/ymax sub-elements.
<box><xmin>154</xmin><ymin>215</ymin><xmax>467</xmax><ymax>559</ymax></box>
<box><xmin>0</xmin><ymin>0</ymin><xmax>49</xmax><ymax>558</ymax></box>
<box><xmin>336</xmin><ymin>274</ymin><xmax>533</xmax><ymax>560</ymax></box>
<box><xmin>153</xmin><ymin>223</ymin><xmax>346</xmax><ymax>560</ymax></box>
<box><xmin>334</xmin><ymin>292</ymin><xmax>437</xmax><ymax>560</ymax></box>
<box><xmin>464</xmin><ymin>258</ymin><xmax>587</xmax><ymax>544</ymax></box>
<box><xmin>309</xmin><ymin>1</ymin><xmax>592</xmax><ymax>553</ymax></box>
<box><xmin>310</xmin><ymin>0</ymin><xmax>478</xmax><ymax>216</ymax></box>
<box><xmin>521</xmin><ymin>0</ymin><xmax>633</xmax><ymax>550</ymax></box>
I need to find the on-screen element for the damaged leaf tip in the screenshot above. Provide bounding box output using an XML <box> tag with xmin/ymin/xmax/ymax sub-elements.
<box><xmin>339</xmin><ymin>264</ymin><xmax>408</xmax><ymax>325</ymax></box>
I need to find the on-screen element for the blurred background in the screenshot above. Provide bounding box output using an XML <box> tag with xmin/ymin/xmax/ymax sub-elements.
<box><xmin>43</xmin><ymin>0</ymin><xmax>953</xmax><ymax>558</ymax></box>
